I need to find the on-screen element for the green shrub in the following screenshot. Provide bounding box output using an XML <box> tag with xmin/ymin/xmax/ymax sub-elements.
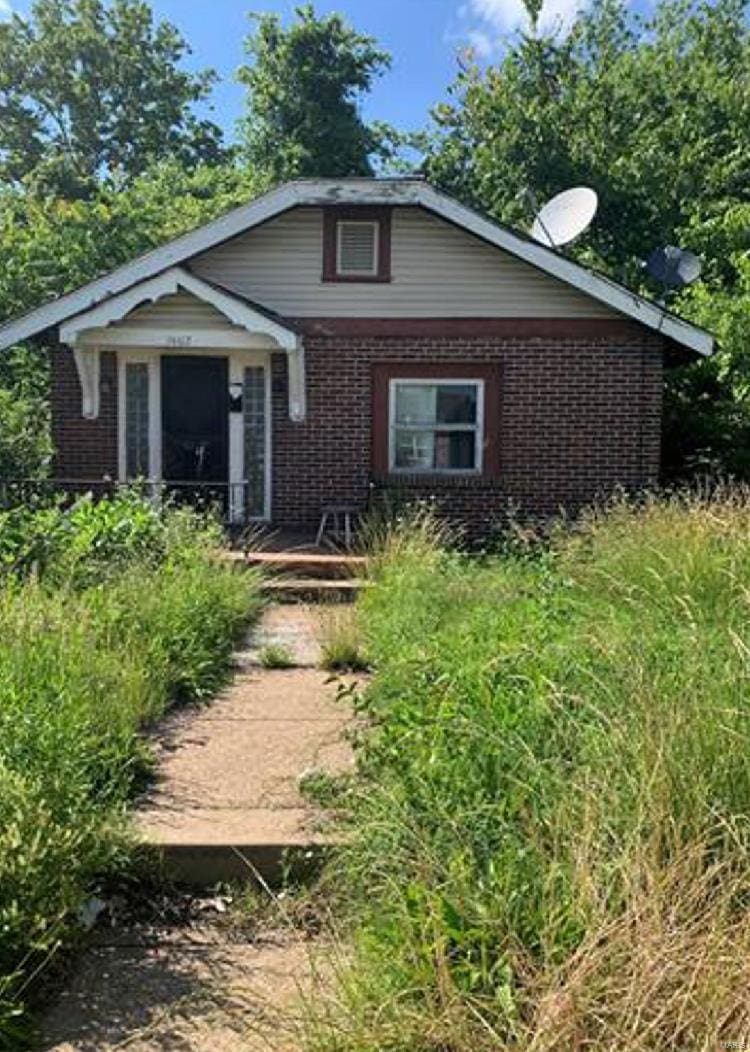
<box><xmin>0</xmin><ymin>496</ymin><xmax>260</xmax><ymax>1044</ymax></box>
<box><xmin>311</xmin><ymin>497</ymin><xmax>750</xmax><ymax>1050</ymax></box>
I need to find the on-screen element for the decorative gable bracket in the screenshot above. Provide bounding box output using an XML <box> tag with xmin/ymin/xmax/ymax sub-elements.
<box><xmin>59</xmin><ymin>266</ymin><xmax>306</xmax><ymax>422</ymax></box>
<box><xmin>72</xmin><ymin>346</ymin><xmax>101</xmax><ymax>420</ymax></box>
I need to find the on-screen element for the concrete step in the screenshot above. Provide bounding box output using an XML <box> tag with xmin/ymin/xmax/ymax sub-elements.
<box><xmin>137</xmin><ymin>668</ymin><xmax>355</xmax><ymax>886</ymax></box>
<box><xmin>140</xmin><ymin>807</ymin><xmax>336</xmax><ymax>885</ymax></box>
<box><xmin>231</xmin><ymin>550</ymin><xmax>368</xmax><ymax>580</ymax></box>
<box><xmin>261</xmin><ymin>577</ymin><xmax>366</xmax><ymax>602</ymax></box>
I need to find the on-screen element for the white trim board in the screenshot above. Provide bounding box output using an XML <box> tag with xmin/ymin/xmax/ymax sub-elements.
<box><xmin>0</xmin><ymin>179</ymin><xmax>714</xmax><ymax>357</ymax></box>
<box><xmin>60</xmin><ymin>266</ymin><xmax>298</xmax><ymax>352</ymax></box>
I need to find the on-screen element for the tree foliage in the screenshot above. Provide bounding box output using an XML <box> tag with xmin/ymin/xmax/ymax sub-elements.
<box><xmin>0</xmin><ymin>161</ymin><xmax>255</xmax><ymax>320</ymax></box>
<box><xmin>238</xmin><ymin>4</ymin><xmax>395</xmax><ymax>183</ymax></box>
<box><xmin>0</xmin><ymin>160</ymin><xmax>256</xmax><ymax>478</ymax></box>
<box><xmin>0</xmin><ymin>0</ymin><xmax>226</xmax><ymax>198</ymax></box>
<box><xmin>424</xmin><ymin>0</ymin><xmax>750</xmax><ymax>478</ymax></box>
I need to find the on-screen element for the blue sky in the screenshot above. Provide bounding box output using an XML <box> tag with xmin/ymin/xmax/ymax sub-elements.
<box><xmin>0</xmin><ymin>0</ymin><xmax>602</xmax><ymax>141</ymax></box>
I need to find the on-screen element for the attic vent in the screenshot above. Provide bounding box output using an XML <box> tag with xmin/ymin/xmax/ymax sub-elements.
<box><xmin>336</xmin><ymin>221</ymin><xmax>379</xmax><ymax>276</ymax></box>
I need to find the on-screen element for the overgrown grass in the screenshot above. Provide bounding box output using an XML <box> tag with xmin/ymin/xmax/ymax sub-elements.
<box><xmin>308</xmin><ymin>495</ymin><xmax>750</xmax><ymax>1050</ymax></box>
<box><xmin>258</xmin><ymin>642</ymin><xmax>295</xmax><ymax>669</ymax></box>
<box><xmin>319</xmin><ymin>606</ymin><xmax>369</xmax><ymax>672</ymax></box>
<box><xmin>0</xmin><ymin>493</ymin><xmax>260</xmax><ymax>1046</ymax></box>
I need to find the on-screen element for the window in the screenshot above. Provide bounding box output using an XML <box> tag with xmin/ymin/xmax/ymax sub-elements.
<box><xmin>336</xmin><ymin>221</ymin><xmax>379</xmax><ymax>276</ymax></box>
<box><xmin>389</xmin><ymin>379</ymin><xmax>484</xmax><ymax>473</ymax></box>
<box><xmin>125</xmin><ymin>362</ymin><xmax>149</xmax><ymax>478</ymax></box>
<box><xmin>322</xmin><ymin>207</ymin><xmax>392</xmax><ymax>282</ymax></box>
<box><xmin>243</xmin><ymin>365</ymin><xmax>266</xmax><ymax>519</ymax></box>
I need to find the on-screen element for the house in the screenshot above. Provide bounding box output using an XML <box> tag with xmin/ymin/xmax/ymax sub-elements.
<box><xmin>0</xmin><ymin>178</ymin><xmax>713</xmax><ymax>538</ymax></box>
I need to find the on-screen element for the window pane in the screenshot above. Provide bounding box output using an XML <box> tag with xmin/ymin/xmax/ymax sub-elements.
<box><xmin>243</xmin><ymin>366</ymin><xmax>265</xmax><ymax>518</ymax></box>
<box><xmin>436</xmin><ymin>384</ymin><xmax>477</xmax><ymax>424</ymax></box>
<box><xmin>394</xmin><ymin>429</ymin><xmax>435</xmax><ymax>469</ymax></box>
<box><xmin>435</xmin><ymin>430</ymin><xmax>476</xmax><ymax>470</ymax></box>
<box><xmin>394</xmin><ymin>384</ymin><xmax>436</xmax><ymax>425</ymax></box>
<box><xmin>125</xmin><ymin>362</ymin><xmax>149</xmax><ymax>479</ymax></box>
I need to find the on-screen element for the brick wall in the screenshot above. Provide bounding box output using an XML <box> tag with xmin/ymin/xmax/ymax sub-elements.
<box><xmin>51</xmin><ymin>344</ymin><xmax>118</xmax><ymax>479</ymax></box>
<box><xmin>48</xmin><ymin>327</ymin><xmax>664</xmax><ymax>539</ymax></box>
<box><xmin>271</xmin><ymin>328</ymin><xmax>663</xmax><ymax>536</ymax></box>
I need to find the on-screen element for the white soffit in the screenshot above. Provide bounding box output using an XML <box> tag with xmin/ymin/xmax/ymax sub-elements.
<box><xmin>0</xmin><ymin>179</ymin><xmax>714</xmax><ymax>357</ymax></box>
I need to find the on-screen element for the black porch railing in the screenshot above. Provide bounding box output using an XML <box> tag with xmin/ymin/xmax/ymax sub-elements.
<box><xmin>0</xmin><ymin>479</ymin><xmax>260</xmax><ymax>524</ymax></box>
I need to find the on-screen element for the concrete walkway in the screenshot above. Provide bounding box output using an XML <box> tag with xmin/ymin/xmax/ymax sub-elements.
<box><xmin>138</xmin><ymin>604</ymin><xmax>353</xmax><ymax>883</ymax></box>
<box><xmin>40</xmin><ymin>926</ymin><xmax>324</xmax><ymax>1051</ymax></box>
<box><xmin>39</xmin><ymin>602</ymin><xmax>355</xmax><ymax>1051</ymax></box>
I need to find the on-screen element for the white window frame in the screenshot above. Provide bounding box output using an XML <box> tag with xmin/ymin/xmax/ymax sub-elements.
<box><xmin>336</xmin><ymin>220</ymin><xmax>379</xmax><ymax>276</ymax></box>
<box><xmin>118</xmin><ymin>351</ymin><xmax>162</xmax><ymax>483</ymax></box>
<box><xmin>388</xmin><ymin>378</ymin><xmax>485</xmax><ymax>476</ymax></box>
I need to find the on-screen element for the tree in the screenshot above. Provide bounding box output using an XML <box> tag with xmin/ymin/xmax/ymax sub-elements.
<box><xmin>0</xmin><ymin>159</ymin><xmax>257</xmax><ymax>478</ymax></box>
<box><xmin>424</xmin><ymin>0</ymin><xmax>750</xmax><ymax>479</ymax></box>
<box><xmin>238</xmin><ymin>4</ymin><xmax>394</xmax><ymax>183</ymax></box>
<box><xmin>0</xmin><ymin>160</ymin><xmax>256</xmax><ymax>321</ymax></box>
<box><xmin>0</xmin><ymin>0</ymin><xmax>225</xmax><ymax>197</ymax></box>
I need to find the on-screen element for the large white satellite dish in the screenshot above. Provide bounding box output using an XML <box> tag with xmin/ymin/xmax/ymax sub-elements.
<box><xmin>531</xmin><ymin>187</ymin><xmax>598</xmax><ymax>248</ymax></box>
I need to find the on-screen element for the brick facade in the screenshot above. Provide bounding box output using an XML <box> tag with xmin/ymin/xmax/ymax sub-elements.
<box><xmin>49</xmin><ymin>325</ymin><xmax>664</xmax><ymax>539</ymax></box>
<box><xmin>271</xmin><ymin>326</ymin><xmax>663</xmax><ymax>536</ymax></box>
<box><xmin>51</xmin><ymin>345</ymin><xmax>118</xmax><ymax>480</ymax></box>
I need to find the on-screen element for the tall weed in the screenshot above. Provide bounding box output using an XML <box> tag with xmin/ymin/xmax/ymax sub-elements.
<box><xmin>309</xmin><ymin>496</ymin><xmax>750</xmax><ymax>1049</ymax></box>
<box><xmin>0</xmin><ymin>495</ymin><xmax>259</xmax><ymax>1044</ymax></box>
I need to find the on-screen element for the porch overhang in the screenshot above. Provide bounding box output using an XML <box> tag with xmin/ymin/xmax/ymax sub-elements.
<box><xmin>59</xmin><ymin>266</ymin><xmax>306</xmax><ymax>422</ymax></box>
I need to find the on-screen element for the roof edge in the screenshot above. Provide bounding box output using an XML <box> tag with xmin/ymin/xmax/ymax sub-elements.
<box><xmin>0</xmin><ymin>178</ymin><xmax>714</xmax><ymax>356</ymax></box>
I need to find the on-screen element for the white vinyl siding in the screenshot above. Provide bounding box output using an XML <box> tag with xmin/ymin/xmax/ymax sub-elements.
<box><xmin>389</xmin><ymin>379</ymin><xmax>484</xmax><ymax>474</ymax></box>
<box><xmin>116</xmin><ymin>291</ymin><xmax>239</xmax><ymax>332</ymax></box>
<box><xmin>191</xmin><ymin>207</ymin><xmax>617</xmax><ymax>318</ymax></box>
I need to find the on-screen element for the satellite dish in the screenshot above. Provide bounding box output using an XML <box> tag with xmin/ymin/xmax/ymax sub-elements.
<box><xmin>646</xmin><ymin>245</ymin><xmax>702</xmax><ymax>290</ymax></box>
<box><xmin>531</xmin><ymin>187</ymin><xmax>598</xmax><ymax>248</ymax></box>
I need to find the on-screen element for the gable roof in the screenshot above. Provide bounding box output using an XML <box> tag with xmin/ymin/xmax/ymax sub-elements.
<box><xmin>59</xmin><ymin>266</ymin><xmax>300</xmax><ymax>349</ymax></box>
<box><xmin>0</xmin><ymin>177</ymin><xmax>713</xmax><ymax>356</ymax></box>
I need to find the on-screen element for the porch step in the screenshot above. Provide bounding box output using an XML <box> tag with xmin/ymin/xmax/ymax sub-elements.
<box><xmin>232</xmin><ymin>550</ymin><xmax>368</xmax><ymax>580</ymax></box>
<box><xmin>262</xmin><ymin>577</ymin><xmax>366</xmax><ymax>602</ymax></box>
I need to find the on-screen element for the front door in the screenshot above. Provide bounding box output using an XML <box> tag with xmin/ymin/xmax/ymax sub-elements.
<box><xmin>161</xmin><ymin>356</ymin><xmax>229</xmax><ymax>487</ymax></box>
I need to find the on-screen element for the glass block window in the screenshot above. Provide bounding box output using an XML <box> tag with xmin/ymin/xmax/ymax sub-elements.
<box><xmin>243</xmin><ymin>366</ymin><xmax>266</xmax><ymax>518</ymax></box>
<box><xmin>389</xmin><ymin>380</ymin><xmax>483</xmax><ymax>473</ymax></box>
<box><xmin>125</xmin><ymin>362</ymin><xmax>150</xmax><ymax>478</ymax></box>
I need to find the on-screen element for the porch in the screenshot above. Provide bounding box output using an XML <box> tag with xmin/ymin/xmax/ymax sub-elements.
<box><xmin>56</xmin><ymin>266</ymin><xmax>307</xmax><ymax>527</ymax></box>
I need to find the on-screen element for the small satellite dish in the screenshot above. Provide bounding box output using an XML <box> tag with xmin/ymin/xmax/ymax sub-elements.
<box><xmin>531</xmin><ymin>187</ymin><xmax>598</xmax><ymax>248</ymax></box>
<box><xmin>646</xmin><ymin>245</ymin><xmax>702</xmax><ymax>290</ymax></box>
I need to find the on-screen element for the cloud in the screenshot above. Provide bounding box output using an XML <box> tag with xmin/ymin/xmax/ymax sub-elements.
<box><xmin>465</xmin><ymin>0</ymin><xmax>587</xmax><ymax>42</ymax></box>
<box><xmin>466</xmin><ymin>28</ymin><xmax>494</xmax><ymax>58</ymax></box>
<box><xmin>0</xmin><ymin>0</ymin><xmax>12</xmax><ymax>18</ymax></box>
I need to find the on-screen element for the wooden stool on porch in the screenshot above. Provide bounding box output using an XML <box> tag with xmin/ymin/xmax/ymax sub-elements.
<box><xmin>316</xmin><ymin>503</ymin><xmax>359</xmax><ymax>549</ymax></box>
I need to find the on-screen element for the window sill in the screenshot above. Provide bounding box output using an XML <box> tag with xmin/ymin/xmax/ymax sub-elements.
<box><xmin>374</xmin><ymin>472</ymin><xmax>499</xmax><ymax>489</ymax></box>
<box><xmin>321</xmin><ymin>272</ymin><xmax>391</xmax><ymax>284</ymax></box>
